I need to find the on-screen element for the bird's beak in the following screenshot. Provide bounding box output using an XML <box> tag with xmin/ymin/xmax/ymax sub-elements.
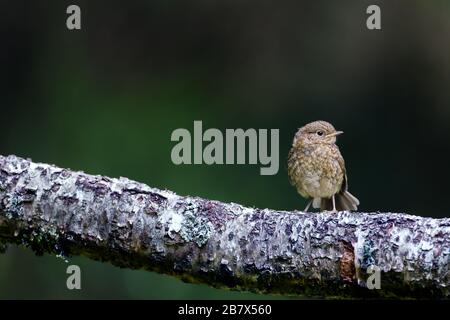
<box><xmin>326</xmin><ymin>131</ymin><xmax>343</xmax><ymax>138</ymax></box>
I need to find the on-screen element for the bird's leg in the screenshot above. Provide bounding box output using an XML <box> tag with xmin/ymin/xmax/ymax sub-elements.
<box><xmin>304</xmin><ymin>200</ymin><xmax>312</xmax><ymax>212</ymax></box>
<box><xmin>331</xmin><ymin>194</ymin><xmax>337</xmax><ymax>213</ymax></box>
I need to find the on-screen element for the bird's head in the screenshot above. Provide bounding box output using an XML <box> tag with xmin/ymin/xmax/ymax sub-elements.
<box><xmin>293</xmin><ymin>120</ymin><xmax>343</xmax><ymax>147</ymax></box>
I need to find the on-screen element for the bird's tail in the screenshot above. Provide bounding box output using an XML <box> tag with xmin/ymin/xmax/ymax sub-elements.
<box><xmin>319</xmin><ymin>191</ymin><xmax>360</xmax><ymax>211</ymax></box>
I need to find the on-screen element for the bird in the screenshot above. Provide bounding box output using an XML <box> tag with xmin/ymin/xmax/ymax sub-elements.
<box><xmin>287</xmin><ymin>120</ymin><xmax>359</xmax><ymax>212</ymax></box>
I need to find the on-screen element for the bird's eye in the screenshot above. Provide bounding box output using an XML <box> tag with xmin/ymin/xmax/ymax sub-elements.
<box><xmin>316</xmin><ymin>131</ymin><xmax>324</xmax><ymax>136</ymax></box>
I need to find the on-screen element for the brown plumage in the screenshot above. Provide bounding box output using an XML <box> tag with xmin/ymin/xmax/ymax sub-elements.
<box><xmin>287</xmin><ymin>120</ymin><xmax>359</xmax><ymax>212</ymax></box>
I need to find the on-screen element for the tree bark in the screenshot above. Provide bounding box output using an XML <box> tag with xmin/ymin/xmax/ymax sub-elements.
<box><xmin>0</xmin><ymin>154</ymin><xmax>449</xmax><ymax>298</ymax></box>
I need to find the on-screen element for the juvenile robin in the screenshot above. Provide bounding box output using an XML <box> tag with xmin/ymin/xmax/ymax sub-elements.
<box><xmin>287</xmin><ymin>120</ymin><xmax>359</xmax><ymax>212</ymax></box>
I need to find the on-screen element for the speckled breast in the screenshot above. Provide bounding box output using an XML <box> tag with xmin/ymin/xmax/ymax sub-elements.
<box><xmin>291</xmin><ymin>144</ymin><xmax>344</xmax><ymax>199</ymax></box>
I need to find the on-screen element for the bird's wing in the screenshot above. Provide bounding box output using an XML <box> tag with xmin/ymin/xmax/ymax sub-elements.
<box><xmin>335</xmin><ymin>145</ymin><xmax>348</xmax><ymax>192</ymax></box>
<box><xmin>334</xmin><ymin>145</ymin><xmax>360</xmax><ymax>209</ymax></box>
<box><xmin>287</xmin><ymin>148</ymin><xmax>297</xmax><ymax>186</ymax></box>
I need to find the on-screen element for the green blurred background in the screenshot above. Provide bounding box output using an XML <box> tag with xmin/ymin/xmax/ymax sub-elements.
<box><xmin>1</xmin><ymin>0</ymin><xmax>450</xmax><ymax>299</ymax></box>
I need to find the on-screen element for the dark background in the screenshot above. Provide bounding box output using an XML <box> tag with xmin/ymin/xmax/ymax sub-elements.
<box><xmin>1</xmin><ymin>0</ymin><xmax>449</xmax><ymax>299</ymax></box>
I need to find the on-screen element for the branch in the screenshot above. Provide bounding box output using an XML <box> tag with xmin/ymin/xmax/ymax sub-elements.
<box><xmin>0</xmin><ymin>154</ymin><xmax>449</xmax><ymax>298</ymax></box>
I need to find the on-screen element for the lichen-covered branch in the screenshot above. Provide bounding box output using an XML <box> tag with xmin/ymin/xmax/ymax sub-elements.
<box><xmin>0</xmin><ymin>154</ymin><xmax>449</xmax><ymax>298</ymax></box>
